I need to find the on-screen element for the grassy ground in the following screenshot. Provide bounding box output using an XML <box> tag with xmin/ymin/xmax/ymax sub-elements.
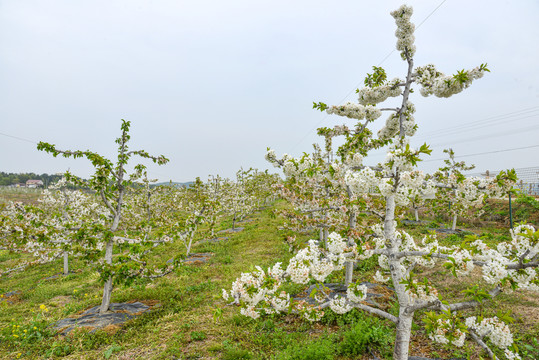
<box><xmin>0</xmin><ymin>200</ymin><xmax>538</xmax><ymax>359</ymax></box>
<box><xmin>0</xmin><ymin>188</ymin><xmax>42</xmax><ymax>206</ymax></box>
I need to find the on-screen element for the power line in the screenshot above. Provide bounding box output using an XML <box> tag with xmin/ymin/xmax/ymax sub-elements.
<box><xmin>361</xmin><ymin>106</ymin><xmax>539</xmax><ymax>158</ymax></box>
<box><xmin>418</xmin><ymin>114</ymin><xmax>539</xmax><ymax>142</ymax></box>
<box><xmin>418</xmin><ymin>107</ymin><xmax>539</xmax><ymax>136</ymax></box>
<box><xmin>287</xmin><ymin>0</ymin><xmax>448</xmax><ymax>153</ymax></box>
<box><xmin>424</xmin><ymin>121</ymin><xmax>539</xmax><ymax>148</ymax></box>
<box><xmin>422</xmin><ymin>144</ymin><xmax>539</xmax><ymax>162</ymax></box>
<box><xmin>0</xmin><ymin>132</ymin><xmax>38</xmax><ymax>144</ymax></box>
<box><xmin>415</xmin><ymin>106</ymin><xmax>539</xmax><ymax>140</ymax></box>
<box><xmin>415</xmin><ymin>0</ymin><xmax>448</xmax><ymax>29</ymax></box>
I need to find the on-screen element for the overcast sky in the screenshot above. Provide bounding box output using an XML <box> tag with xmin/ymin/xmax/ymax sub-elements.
<box><xmin>1</xmin><ymin>0</ymin><xmax>538</xmax><ymax>183</ymax></box>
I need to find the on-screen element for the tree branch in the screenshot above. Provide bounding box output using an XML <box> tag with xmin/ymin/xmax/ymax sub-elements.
<box><xmin>428</xmin><ymin>286</ymin><xmax>502</xmax><ymax>312</ymax></box>
<box><xmin>316</xmin><ymin>300</ymin><xmax>399</xmax><ymax>323</ymax></box>
<box><xmin>100</xmin><ymin>189</ymin><xmax>116</xmax><ymax>217</ymax></box>
<box><xmin>468</xmin><ymin>328</ymin><xmax>497</xmax><ymax>360</ymax></box>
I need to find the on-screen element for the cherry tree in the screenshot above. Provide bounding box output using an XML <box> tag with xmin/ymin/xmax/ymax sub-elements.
<box><xmin>37</xmin><ymin>120</ymin><xmax>174</xmax><ymax>314</ymax></box>
<box><xmin>173</xmin><ymin>178</ymin><xmax>210</xmax><ymax>256</ymax></box>
<box><xmin>205</xmin><ymin>175</ymin><xmax>225</xmax><ymax>238</ymax></box>
<box><xmin>266</xmin><ymin>136</ymin><xmax>373</xmax><ymax>285</ymax></box>
<box><xmin>431</xmin><ymin>149</ymin><xmax>515</xmax><ymax>231</ymax></box>
<box><xmin>0</xmin><ymin>179</ymin><xmax>108</xmax><ymax>277</ymax></box>
<box><xmin>243</xmin><ymin>169</ymin><xmax>279</xmax><ymax>211</ymax></box>
<box><xmin>224</xmin><ymin>5</ymin><xmax>535</xmax><ymax>359</ymax></box>
<box><xmin>38</xmin><ymin>178</ymin><xmax>109</xmax><ymax>275</ymax></box>
<box><xmin>0</xmin><ymin>201</ymin><xmax>48</xmax><ymax>275</ymax></box>
<box><xmin>220</xmin><ymin>169</ymin><xmax>258</xmax><ymax>230</ymax></box>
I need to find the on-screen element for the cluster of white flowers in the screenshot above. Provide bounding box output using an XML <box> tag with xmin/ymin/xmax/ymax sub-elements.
<box><xmin>346</xmin><ymin>283</ymin><xmax>368</xmax><ymax>303</ymax></box>
<box><xmin>390</xmin><ymin>5</ymin><xmax>416</xmax><ymax>58</ymax></box>
<box><xmin>370</xmin><ymin>223</ymin><xmax>385</xmax><ymax>239</ymax></box>
<box><xmin>326</xmin><ymin>103</ymin><xmax>382</xmax><ymax>121</ymax></box>
<box><xmin>504</xmin><ymin>349</ymin><xmax>522</xmax><ymax>360</ymax></box>
<box><xmin>466</xmin><ymin>316</ymin><xmax>519</xmax><ymax>358</ymax></box>
<box><xmin>274</xmin><ymin>154</ymin><xmax>319</xmax><ymax>180</ymax></box>
<box><xmin>456</xmin><ymin>178</ymin><xmax>486</xmax><ymax>206</ymax></box>
<box><xmin>329</xmin><ymin>295</ymin><xmax>352</xmax><ymax>314</ymax></box>
<box><xmin>450</xmin><ymin>248</ymin><xmax>475</xmax><ymax>276</ymax></box>
<box><xmin>415</xmin><ymin>64</ymin><xmax>487</xmax><ymax>98</ymax></box>
<box><xmin>223</xmin><ymin>263</ymin><xmax>287</xmax><ymax>319</ymax></box>
<box><xmin>287</xmin><ymin>241</ymin><xmax>320</xmax><ymax>284</ymax></box>
<box><xmin>311</xmin><ymin>258</ymin><xmax>336</xmax><ymax>282</ymax></box>
<box><xmin>378</xmin><ymin>113</ymin><xmax>399</xmax><ymax>140</ymax></box>
<box><xmin>295</xmin><ymin>301</ymin><xmax>325</xmax><ymax>322</ymax></box>
<box><xmin>365</xmin><ymin>106</ymin><xmax>382</xmax><ymax>121</ymax></box>
<box><xmin>383</xmin><ymin>140</ymin><xmax>415</xmax><ymax>173</ymax></box>
<box><xmin>435</xmin><ymin>172</ymin><xmax>513</xmax><ymax>221</ymax></box>
<box><xmin>345</xmin><ymin>167</ymin><xmax>378</xmax><ymax>195</ymax></box>
<box><xmin>377</xmin><ymin>107</ymin><xmax>417</xmax><ymax>140</ymax></box>
<box><xmin>400</xmin><ymin>170</ymin><xmax>437</xmax><ymax>200</ymax></box>
<box><xmin>344</xmin><ymin>153</ymin><xmax>364</xmax><ymax>168</ymax></box>
<box><xmin>326</xmin><ymin>232</ymin><xmax>347</xmax><ymax>255</ymax></box>
<box><xmin>265</xmin><ymin>150</ymin><xmax>293</xmax><ymax>169</ymax></box>
<box><xmin>358</xmin><ymin>78</ymin><xmax>402</xmax><ymax>105</ymax></box>
<box><xmin>264</xmin><ymin>149</ymin><xmax>279</xmax><ymax>167</ymax></box>
<box><xmin>429</xmin><ymin>318</ymin><xmax>466</xmax><ymax>347</ymax></box>
<box><xmin>282</xmin><ymin>160</ymin><xmax>299</xmax><ymax>178</ymax></box>
<box><xmin>287</xmin><ymin>235</ymin><xmax>350</xmax><ymax>283</ymax></box>
<box><xmin>224</xmin><ymin>232</ymin><xmax>360</xmax><ymax>319</ymax></box>
<box><xmin>240</xmin><ymin>306</ymin><xmax>261</xmax><ymax>319</ymax></box>
<box><xmin>378</xmin><ymin>254</ymin><xmax>390</xmax><ymax>270</ymax></box>
<box><xmin>406</xmin><ymin>280</ymin><xmax>439</xmax><ymax>304</ymax></box>
<box><xmin>510</xmin><ymin>224</ymin><xmax>539</xmax><ymax>259</ymax></box>
<box><xmin>270</xmin><ymin>291</ymin><xmax>291</xmax><ymax>312</ymax></box>
<box><xmin>466</xmin><ymin>225</ymin><xmax>538</xmax><ymax>289</ymax></box>
<box><xmin>373</xmin><ymin>270</ymin><xmax>391</xmax><ymax>283</ymax></box>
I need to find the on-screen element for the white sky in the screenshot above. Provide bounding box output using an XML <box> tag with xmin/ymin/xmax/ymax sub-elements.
<box><xmin>1</xmin><ymin>0</ymin><xmax>538</xmax><ymax>182</ymax></box>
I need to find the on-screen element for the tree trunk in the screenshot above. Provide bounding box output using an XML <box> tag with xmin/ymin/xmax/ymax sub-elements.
<box><xmin>345</xmin><ymin>209</ymin><xmax>357</xmax><ymax>286</ymax></box>
<box><xmin>344</xmin><ymin>260</ymin><xmax>354</xmax><ymax>285</ymax></box>
<box><xmin>414</xmin><ymin>208</ymin><xmax>419</xmax><ymax>222</ymax></box>
<box><xmin>63</xmin><ymin>251</ymin><xmax>69</xmax><ymax>275</ymax></box>
<box><xmin>186</xmin><ymin>224</ymin><xmax>197</xmax><ymax>257</ymax></box>
<box><xmin>385</xmin><ymin>194</ymin><xmax>413</xmax><ymax>359</ymax></box>
<box><xmin>99</xmin><ymin>239</ymin><xmax>114</xmax><ymax>314</ymax></box>
<box><xmin>323</xmin><ymin>228</ymin><xmax>329</xmax><ymax>249</ymax></box>
<box><xmin>393</xmin><ymin>314</ymin><xmax>413</xmax><ymax>360</ymax></box>
<box><xmin>452</xmin><ymin>214</ymin><xmax>457</xmax><ymax>231</ymax></box>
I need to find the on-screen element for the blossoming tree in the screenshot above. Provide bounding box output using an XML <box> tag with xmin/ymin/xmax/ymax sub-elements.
<box><xmin>0</xmin><ymin>179</ymin><xmax>108</xmax><ymax>276</ymax></box>
<box><xmin>224</xmin><ymin>5</ymin><xmax>536</xmax><ymax>359</ymax></box>
<box><xmin>220</xmin><ymin>169</ymin><xmax>258</xmax><ymax>231</ymax></box>
<box><xmin>0</xmin><ymin>201</ymin><xmax>49</xmax><ymax>275</ymax></box>
<box><xmin>431</xmin><ymin>148</ymin><xmax>515</xmax><ymax>231</ymax></box>
<box><xmin>37</xmin><ymin>120</ymin><xmax>174</xmax><ymax>314</ymax></box>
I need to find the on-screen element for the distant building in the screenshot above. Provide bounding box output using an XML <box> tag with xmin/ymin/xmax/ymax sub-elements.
<box><xmin>26</xmin><ymin>180</ymin><xmax>44</xmax><ymax>188</ymax></box>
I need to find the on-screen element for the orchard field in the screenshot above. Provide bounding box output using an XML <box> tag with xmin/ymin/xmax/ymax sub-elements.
<box><xmin>1</xmin><ymin>191</ymin><xmax>538</xmax><ymax>359</ymax></box>
<box><xmin>2</xmin><ymin>4</ymin><xmax>539</xmax><ymax>360</ymax></box>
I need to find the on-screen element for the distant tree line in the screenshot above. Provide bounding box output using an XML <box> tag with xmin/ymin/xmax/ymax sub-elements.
<box><xmin>0</xmin><ymin>172</ymin><xmax>64</xmax><ymax>187</ymax></box>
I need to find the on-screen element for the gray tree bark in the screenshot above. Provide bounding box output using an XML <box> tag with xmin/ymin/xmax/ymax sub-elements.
<box><xmin>63</xmin><ymin>251</ymin><xmax>69</xmax><ymax>275</ymax></box>
<box><xmin>345</xmin><ymin>207</ymin><xmax>356</xmax><ymax>285</ymax></box>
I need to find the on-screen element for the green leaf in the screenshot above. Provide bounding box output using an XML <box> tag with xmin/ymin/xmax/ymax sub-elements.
<box><xmin>313</xmin><ymin>102</ymin><xmax>328</xmax><ymax>112</ymax></box>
